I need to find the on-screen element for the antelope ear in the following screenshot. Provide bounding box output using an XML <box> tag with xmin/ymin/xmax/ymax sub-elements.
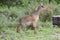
<box><xmin>40</xmin><ymin>2</ymin><xmax>44</xmax><ymax>6</ymax></box>
<box><xmin>40</xmin><ymin>0</ymin><xmax>44</xmax><ymax>4</ymax></box>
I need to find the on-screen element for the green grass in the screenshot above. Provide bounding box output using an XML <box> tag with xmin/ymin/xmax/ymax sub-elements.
<box><xmin>0</xmin><ymin>22</ymin><xmax>60</xmax><ymax>40</ymax></box>
<box><xmin>0</xmin><ymin>2</ymin><xmax>60</xmax><ymax>40</ymax></box>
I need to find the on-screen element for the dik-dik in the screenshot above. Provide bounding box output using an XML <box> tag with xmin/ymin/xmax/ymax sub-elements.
<box><xmin>16</xmin><ymin>3</ymin><xmax>46</xmax><ymax>33</ymax></box>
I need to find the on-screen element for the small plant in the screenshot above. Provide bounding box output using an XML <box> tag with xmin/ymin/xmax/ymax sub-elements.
<box><xmin>39</xmin><ymin>6</ymin><xmax>53</xmax><ymax>22</ymax></box>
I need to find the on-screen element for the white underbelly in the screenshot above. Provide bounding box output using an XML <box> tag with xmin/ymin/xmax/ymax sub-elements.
<box><xmin>25</xmin><ymin>22</ymin><xmax>31</xmax><ymax>25</ymax></box>
<box><xmin>35</xmin><ymin>16</ymin><xmax>39</xmax><ymax>22</ymax></box>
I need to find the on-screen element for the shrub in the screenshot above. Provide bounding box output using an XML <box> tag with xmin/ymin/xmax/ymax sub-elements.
<box><xmin>39</xmin><ymin>6</ymin><xmax>53</xmax><ymax>22</ymax></box>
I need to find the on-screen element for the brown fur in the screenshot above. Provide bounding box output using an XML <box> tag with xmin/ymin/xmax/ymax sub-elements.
<box><xmin>16</xmin><ymin>2</ymin><xmax>46</xmax><ymax>33</ymax></box>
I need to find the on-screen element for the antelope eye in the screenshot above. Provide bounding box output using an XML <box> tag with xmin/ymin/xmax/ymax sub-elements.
<box><xmin>41</xmin><ymin>6</ymin><xmax>44</xmax><ymax>7</ymax></box>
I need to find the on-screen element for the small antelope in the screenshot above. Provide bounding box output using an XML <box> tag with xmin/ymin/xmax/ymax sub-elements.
<box><xmin>16</xmin><ymin>3</ymin><xmax>45</xmax><ymax>33</ymax></box>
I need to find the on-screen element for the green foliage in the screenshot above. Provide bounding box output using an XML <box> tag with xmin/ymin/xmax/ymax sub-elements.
<box><xmin>0</xmin><ymin>0</ymin><xmax>60</xmax><ymax>40</ymax></box>
<box><xmin>39</xmin><ymin>6</ymin><xmax>53</xmax><ymax>22</ymax></box>
<box><xmin>0</xmin><ymin>0</ymin><xmax>60</xmax><ymax>29</ymax></box>
<box><xmin>55</xmin><ymin>0</ymin><xmax>60</xmax><ymax>4</ymax></box>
